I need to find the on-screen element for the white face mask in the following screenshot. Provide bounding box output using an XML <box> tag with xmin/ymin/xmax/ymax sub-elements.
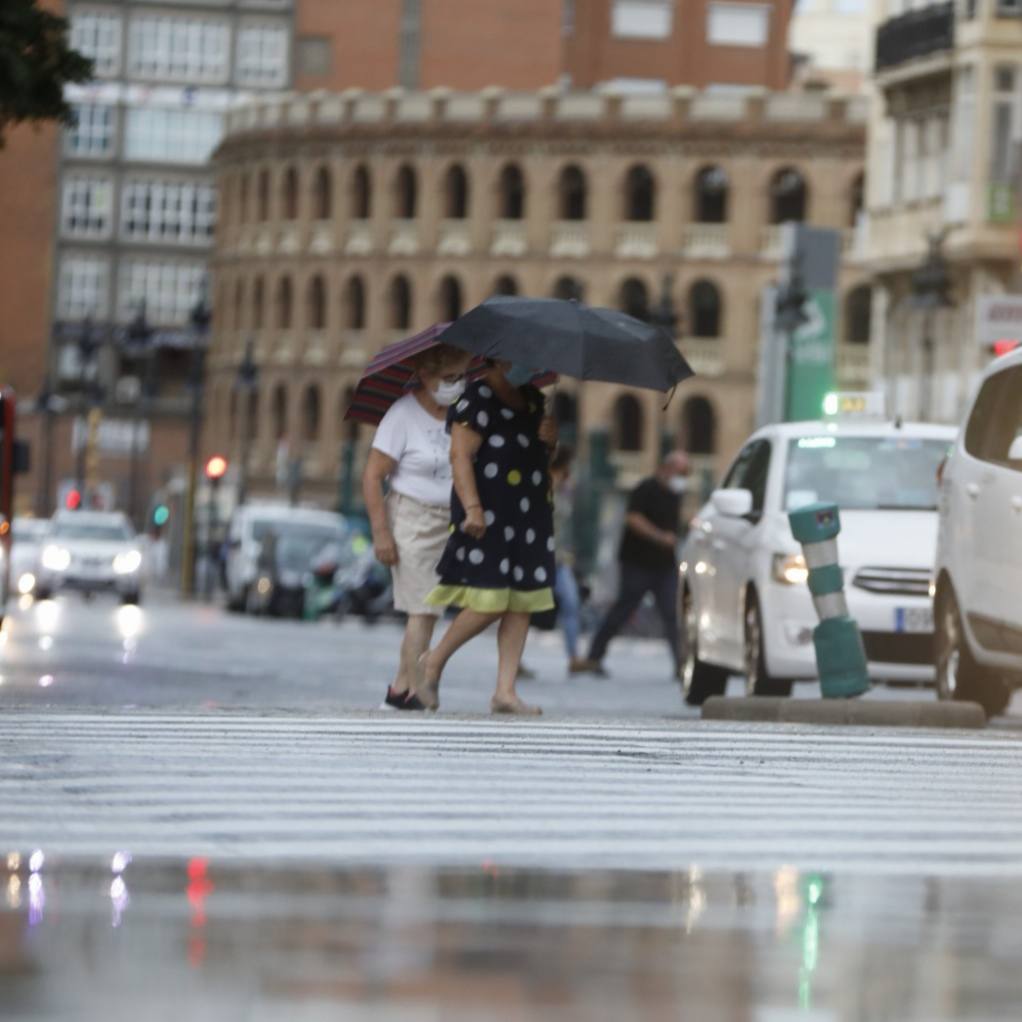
<box><xmin>667</xmin><ymin>476</ymin><xmax>688</xmax><ymax>495</ymax></box>
<box><xmin>431</xmin><ymin>378</ymin><xmax>466</xmax><ymax>406</ymax></box>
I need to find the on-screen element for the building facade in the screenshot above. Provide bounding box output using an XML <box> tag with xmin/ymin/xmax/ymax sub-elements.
<box><xmin>209</xmin><ymin>86</ymin><xmax>868</xmax><ymax>515</ymax></box>
<box><xmin>864</xmin><ymin>0</ymin><xmax>1022</xmax><ymax>422</ymax></box>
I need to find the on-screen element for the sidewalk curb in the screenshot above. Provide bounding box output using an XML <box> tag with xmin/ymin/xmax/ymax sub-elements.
<box><xmin>701</xmin><ymin>697</ymin><xmax>986</xmax><ymax>729</ymax></box>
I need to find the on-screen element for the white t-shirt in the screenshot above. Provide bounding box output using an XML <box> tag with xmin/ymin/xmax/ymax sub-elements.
<box><xmin>372</xmin><ymin>392</ymin><xmax>453</xmax><ymax>507</ymax></box>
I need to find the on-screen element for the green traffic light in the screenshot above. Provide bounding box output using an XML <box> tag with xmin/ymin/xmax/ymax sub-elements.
<box><xmin>153</xmin><ymin>505</ymin><xmax>170</xmax><ymax>527</ymax></box>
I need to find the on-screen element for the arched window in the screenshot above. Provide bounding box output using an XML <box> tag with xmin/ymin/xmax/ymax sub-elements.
<box><xmin>624</xmin><ymin>164</ymin><xmax>655</xmax><ymax>221</ymax></box>
<box><xmin>312</xmin><ymin>165</ymin><xmax>332</xmax><ymax>220</ymax></box>
<box><xmin>689</xmin><ymin>280</ymin><xmax>722</xmax><ymax>338</ymax></box>
<box><xmin>770</xmin><ymin>167</ymin><xmax>808</xmax><ymax>224</ymax></box>
<box><xmin>444</xmin><ymin>163</ymin><xmax>469</xmax><ymax>219</ymax></box>
<box><xmin>394</xmin><ymin>164</ymin><xmax>417</xmax><ymax>219</ymax></box>
<box><xmin>302</xmin><ymin>384</ymin><xmax>321</xmax><ymax>442</ymax></box>
<box><xmin>271</xmin><ymin>384</ymin><xmax>288</xmax><ymax>440</ymax></box>
<box><xmin>552</xmin><ymin>275</ymin><xmax>585</xmax><ymax>302</ymax></box>
<box><xmin>257</xmin><ymin>169</ymin><xmax>270</xmax><ymax>221</ymax></box>
<box><xmin>681</xmin><ymin>396</ymin><xmax>717</xmax><ymax>455</ymax></box>
<box><xmin>845</xmin><ymin>285</ymin><xmax>872</xmax><ymax>345</ymax></box>
<box><xmin>351</xmin><ymin>164</ymin><xmax>371</xmax><ymax>219</ymax></box>
<box><xmin>344</xmin><ymin>275</ymin><xmax>366</xmax><ymax>330</ymax></box>
<box><xmin>493</xmin><ymin>275</ymin><xmax>519</xmax><ymax>296</ymax></box>
<box><xmin>619</xmin><ymin>277</ymin><xmax>650</xmax><ymax>321</ymax></box>
<box><xmin>694</xmin><ymin>166</ymin><xmax>728</xmax><ymax>223</ymax></box>
<box><xmin>558</xmin><ymin>165</ymin><xmax>587</xmax><ymax>220</ymax></box>
<box><xmin>253</xmin><ymin>277</ymin><xmax>264</xmax><ymax>330</ymax></box>
<box><xmin>390</xmin><ymin>275</ymin><xmax>413</xmax><ymax>330</ymax></box>
<box><xmin>849</xmin><ymin>172</ymin><xmax>865</xmax><ymax>228</ymax></box>
<box><xmin>438</xmin><ymin>275</ymin><xmax>462</xmax><ymax>322</ymax></box>
<box><xmin>276</xmin><ymin>276</ymin><xmax>293</xmax><ymax>329</ymax></box>
<box><xmin>239</xmin><ymin>173</ymin><xmax>250</xmax><ymax>224</ymax></box>
<box><xmin>498</xmin><ymin>163</ymin><xmax>525</xmax><ymax>219</ymax></box>
<box><xmin>307</xmin><ymin>275</ymin><xmax>326</xmax><ymax>330</ymax></box>
<box><xmin>282</xmin><ymin>166</ymin><xmax>299</xmax><ymax>220</ymax></box>
<box><xmin>613</xmin><ymin>394</ymin><xmax>644</xmax><ymax>452</ymax></box>
<box><xmin>234</xmin><ymin>280</ymin><xmax>245</xmax><ymax>331</ymax></box>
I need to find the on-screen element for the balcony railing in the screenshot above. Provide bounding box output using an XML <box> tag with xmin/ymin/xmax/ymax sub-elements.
<box><xmin>345</xmin><ymin>220</ymin><xmax>373</xmax><ymax>256</ymax></box>
<box><xmin>836</xmin><ymin>344</ymin><xmax>871</xmax><ymax>387</ymax></box>
<box><xmin>550</xmin><ymin>222</ymin><xmax>590</xmax><ymax>259</ymax></box>
<box><xmin>875</xmin><ymin>3</ymin><xmax>953</xmax><ymax>73</ymax></box>
<box><xmin>491</xmin><ymin>220</ymin><xmax>527</xmax><ymax>257</ymax></box>
<box><xmin>681</xmin><ymin>339</ymin><xmax>725</xmax><ymax>378</ymax></box>
<box><xmin>614</xmin><ymin>224</ymin><xmax>659</xmax><ymax>260</ymax></box>
<box><xmin>437</xmin><ymin>220</ymin><xmax>472</xmax><ymax>256</ymax></box>
<box><xmin>681</xmin><ymin>223</ymin><xmax>731</xmax><ymax>258</ymax></box>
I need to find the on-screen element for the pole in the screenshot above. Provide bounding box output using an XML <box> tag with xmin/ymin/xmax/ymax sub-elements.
<box><xmin>204</xmin><ymin>475</ymin><xmax>220</xmax><ymax>601</ymax></box>
<box><xmin>180</xmin><ymin>347</ymin><xmax>203</xmax><ymax>597</ymax></box>
<box><xmin>238</xmin><ymin>399</ymin><xmax>252</xmax><ymax>508</ymax></box>
<box><xmin>920</xmin><ymin>307</ymin><xmax>935</xmax><ymax>421</ymax></box>
<box><xmin>39</xmin><ymin>402</ymin><xmax>54</xmax><ymax>517</ymax></box>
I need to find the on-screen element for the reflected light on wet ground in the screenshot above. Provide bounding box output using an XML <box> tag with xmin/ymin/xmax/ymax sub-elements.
<box><xmin>2</xmin><ymin>862</ymin><xmax>1022</xmax><ymax>1021</ymax></box>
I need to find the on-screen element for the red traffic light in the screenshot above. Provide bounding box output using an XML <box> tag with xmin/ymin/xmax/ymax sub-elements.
<box><xmin>65</xmin><ymin>488</ymin><xmax>82</xmax><ymax>510</ymax></box>
<box><xmin>205</xmin><ymin>455</ymin><xmax>228</xmax><ymax>480</ymax></box>
<box><xmin>992</xmin><ymin>339</ymin><xmax>1021</xmax><ymax>358</ymax></box>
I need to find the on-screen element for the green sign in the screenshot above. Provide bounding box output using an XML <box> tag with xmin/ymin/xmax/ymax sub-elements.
<box><xmin>785</xmin><ymin>289</ymin><xmax>836</xmax><ymax>422</ymax></box>
<box><xmin>988</xmin><ymin>183</ymin><xmax>1015</xmax><ymax>224</ymax></box>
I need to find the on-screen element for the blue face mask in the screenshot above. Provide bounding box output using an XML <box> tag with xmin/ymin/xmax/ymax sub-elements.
<box><xmin>505</xmin><ymin>364</ymin><xmax>535</xmax><ymax>387</ymax></box>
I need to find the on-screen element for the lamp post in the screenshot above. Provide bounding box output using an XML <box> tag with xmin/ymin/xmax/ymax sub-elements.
<box><xmin>649</xmin><ymin>273</ymin><xmax>679</xmax><ymax>458</ymax></box>
<box><xmin>911</xmin><ymin>228</ymin><xmax>954</xmax><ymax>421</ymax></box>
<box><xmin>234</xmin><ymin>339</ymin><xmax>259</xmax><ymax>507</ymax></box>
<box><xmin>125</xmin><ymin>301</ymin><xmax>154</xmax><ymax>529</ymax></box>
<box><xmin>180</xmin><ymin>286</ymin><xmax>212</xmax><ymax>597</ymax></box>
<box><xmin>74</xmin><ymin>315</ymin><xmax>100</xmax><ymax>500</ymax></box>
<box><xmin>34</xmin><ymin>376</ymin><xmax>65</xmax><ymax>518</ymax></box>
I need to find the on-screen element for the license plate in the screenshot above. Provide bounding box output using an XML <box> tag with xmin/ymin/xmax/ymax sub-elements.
<box><xmin>895</xmin><ymin>607</ymin><xmax>932</xmax><ymax>634</ymax></box>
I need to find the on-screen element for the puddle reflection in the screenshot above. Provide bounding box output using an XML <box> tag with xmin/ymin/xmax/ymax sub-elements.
<box><xmin>1</xmin><ymin>862</ymin><xmax>1021</xmax><ymax>1020</ymax></box>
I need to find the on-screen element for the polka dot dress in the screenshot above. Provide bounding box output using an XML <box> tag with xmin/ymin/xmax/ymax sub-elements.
<box><xmin>429</xmin><ymin>381</ymin><xmax>555</xmax><ymax>613</ymax></box>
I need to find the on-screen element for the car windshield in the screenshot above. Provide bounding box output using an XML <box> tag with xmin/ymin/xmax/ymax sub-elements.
<box><xmin>252</xmin><ymin>521</ymin><xmax>347</xmax><ymax>570</ymax></box>
<box><xmin>51</xmin><ymin>520</ymin><xmax>133</xmax><ymax>542</ymax></box>
<box><xmin>13</xmin><ymin>521</ymin><xmax>48</xmax><ymax>542</ymax></box>
<box><xmin>784</xmin><ymin>436</ymin><xmax>951</xmax><ymax>512</ymax></box>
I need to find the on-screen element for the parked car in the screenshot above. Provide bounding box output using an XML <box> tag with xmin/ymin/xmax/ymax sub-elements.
<box><xmin>35</xmin><ymin>510</ymin><xmax>145</xmax><ymax>604</ymax></box>
<box><xmin>10</xmin><ymin>517</ymin><xmax>49</xmax><ymax>596</ymax></box>
<box><xmin>223</xmin><ymin>504</ymin><xmax>348</xmax><ymax>615</ymax></box>
<box><xmin>934</xmin><ymin>346</ymin><xmax>1022</xmax><ymax>717</ymax></box>
<box><xmin>679</xmin><ymin>402</ymin><xmax>955</xmax><ymax>705</ymax></box>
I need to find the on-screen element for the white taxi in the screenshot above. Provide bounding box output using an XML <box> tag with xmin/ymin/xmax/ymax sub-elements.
<box><xmin>679</xmin><ymin>397</ymin><xmax>956</xmax><ymax>704</ymax></box>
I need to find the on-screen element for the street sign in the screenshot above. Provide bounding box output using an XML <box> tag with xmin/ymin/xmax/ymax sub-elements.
<box><xmin>787</xmin><ymin>289</ymin><xmax>836</xmax><ymax>422</ymax></box>
<box><xmin>71</xmin><ymin>417</ymin><xmax>150</xmax><ymax>455</ymax></box>
<box><xmin>974</xmin><ymin>295</ymin><xmax>1022</xmax><ymax>348</ymax></box>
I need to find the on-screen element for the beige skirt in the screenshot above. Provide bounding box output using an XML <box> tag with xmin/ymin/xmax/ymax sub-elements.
<box><xmin>386</xmin><ymin>490</ymin><xmax>451</xmax><ymax>616</ymax></box>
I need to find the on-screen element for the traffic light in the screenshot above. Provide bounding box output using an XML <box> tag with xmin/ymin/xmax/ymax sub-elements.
<box><xmin>66</xmin><ymin>488</ymin><xmax>82</xmax><ymax>511</ymax></box>
<box><xmin>775</xmin><ymin>273</ymin><xmax>810</xmax><ymax>334</ymax></box>
<box><xmin>992</xmin><ymin>339</ymin><xmax>1021</xmax><ymax>358</ymax></box>
<box><xmin>205</xmin><ymin>455</ymin><xmax>228</xmax><ymax>481</ymax></box>
<box><xmin>152</xmin><ymin>504</ymin><xmax>170</xmax><ymax>527</ymax></box>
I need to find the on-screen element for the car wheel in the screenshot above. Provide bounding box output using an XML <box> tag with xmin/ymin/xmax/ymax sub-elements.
<box><xmin>680</xmin><ymin>586</ymin><xmax>728</xmax><ymax>706</ymax></box>
<box><xmin>744</xmin><ymin>591</ymin><xmax>793</xmax><ymax>698</ymax></box>
<box><xmin>935</xmin><ymin>582</ymin><xmax>1010</xmax><ymax>718</ymax></box>
<box><xmin>121</xmin><ymin>590</ymin><xmax>141</xmax><ymax>606</ymax></box>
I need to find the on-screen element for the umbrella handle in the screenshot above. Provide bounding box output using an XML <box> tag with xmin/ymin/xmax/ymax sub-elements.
<box><xmin>662</xmin><ymin>384</ymin><xmax>677</xmax><ymax>412</ymax></box>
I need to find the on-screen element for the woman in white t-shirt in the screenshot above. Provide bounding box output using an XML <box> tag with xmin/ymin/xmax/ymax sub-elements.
<box><xmin>362</xmin><ymin>344</ymin><xmax>472</xmax><ymax>710</ymax></box>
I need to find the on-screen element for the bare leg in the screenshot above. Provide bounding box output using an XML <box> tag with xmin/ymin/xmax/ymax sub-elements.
<box><xmin>493</xmin><ymin>612</ymin><xmax>533</xmax><ymax>705</ymax></box>
<box><xmin>392</xmin><ymin>614</ymin><xmax>438</xmax><ymax>694</ymax></box>
<box><xmin>419</xmin><ymin>609</ymin><xmax>500</xmax><ymax>695</ymax></box>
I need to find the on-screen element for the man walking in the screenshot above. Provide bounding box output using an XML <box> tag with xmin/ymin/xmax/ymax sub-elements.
<box><xmin>577</xmin><ymin>451</ymin><xmax>690</xmax><ymax>679</ymax></box>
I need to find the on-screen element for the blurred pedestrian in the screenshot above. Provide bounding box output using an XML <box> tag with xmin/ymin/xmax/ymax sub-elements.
<box><xmin>416</xmin><ymin>360</ymin><xmax>558</xmax><ymax>715</ymax></box>
<box><xmin>362</xmin><ymin>344</ymin><xmax>473</xmax><ymax>711</ymax></box>
<box><xmin>550</xmin><ymin>445</ymin><xmax>587</xmax><ymax>675</ymax></box>
<box><xmin>576</xmin><ymin>451</ymin><xmax>690</xmax><ymax>680</ymax></box>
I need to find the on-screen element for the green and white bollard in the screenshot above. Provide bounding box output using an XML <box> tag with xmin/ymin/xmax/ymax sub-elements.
<box><xmin>787</xmin><ymin>502</ymin><xmax>870</xmax><ymax>699</ymax></box>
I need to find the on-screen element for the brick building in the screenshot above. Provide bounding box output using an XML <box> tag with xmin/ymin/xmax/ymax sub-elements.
<box><xmin>208</xmin><ymin>87</ymin><xmax>868</xmax><ymax>519</ymax></box>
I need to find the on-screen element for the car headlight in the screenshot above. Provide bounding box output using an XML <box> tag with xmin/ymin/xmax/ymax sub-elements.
<box><xmin>113</xmin><ymin>550</ymin><xmax>142</xmax><ymax>575</ymax></box>
<box><xmin>41</xmin><ymin>545</ymin><xmax>71</xmax><ymax>572</ymax></box>
<box><xmin>17</xmin><ymin>572</ymin><xmax>36</xmax><ymax>595</ymax></box>
<box><xmin>773</xmin><ymin>553</ymin><xmax>808</xmax><ymax>586</ymax></box>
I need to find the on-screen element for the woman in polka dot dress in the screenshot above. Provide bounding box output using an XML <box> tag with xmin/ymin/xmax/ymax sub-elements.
<box><xmin>420</xmin><ymin>359</ymin><xmax>557</xmax><ymax>715</ymax></box>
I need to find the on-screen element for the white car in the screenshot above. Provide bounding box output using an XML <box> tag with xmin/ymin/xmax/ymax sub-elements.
<box><xmin>11</xmin><ymin>517</ymin><xmax>50</xmax><ymax>596</ymax></box>
<box><xmin>934</xmin><ymin>346</ymin><xmax>1022</xmax><ymax>717</ymax></box>
<box><xmin>36</xmin><ymin>511</ymin><xmax>145</xmax><ymax>604</ymax></box>
<box><xmin>224</xmin><ymin>504</ymin><xmax>347</xmax><ymax>614</ymax></box>
<box><xmin>679</xmin><ymin>410</ymin><xmax>956</xmax><ymax>705</ymax></box>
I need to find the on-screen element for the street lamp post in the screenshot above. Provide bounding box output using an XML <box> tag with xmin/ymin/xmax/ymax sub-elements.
<box><xmin>74</xmin><ymin>316</ymin><xmax>100</xmax><ymax>499</ymax></box>
<box><xmin>911</xmin><ymin>229</ymin><xmax>954</xmax><ymax>421</ymax></box>
<box><xmin>649</xmin><ymin>273</ymin><xmax>679</xmax><ymax>458</ymax></box>
<box><xmin>125</xmin><ymin>301</ymin><xmax>154</xmax><ymax>529</ymax></box>
<box><xmin>181</xmin><ymin>288</ymin><xmax>212</xmax><ymax>598</ymax></box>
<box><xmin>34</xmin><ymin>377</ymin><xmax>65</xmax><ymax>518</ymax></box>
<box><xmin>234</xmin><ymin>340</ymin><xmax>259</xmax><ymax>507</ymax></box>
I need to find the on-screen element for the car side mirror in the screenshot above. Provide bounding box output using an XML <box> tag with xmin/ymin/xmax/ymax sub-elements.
<box><xmin>1008</xmin><ymin>436</ymin><xmax>1022</xmax><ymax>463</ymax></box>
<box><xmin>711</xmin><ymin>488</ymin><xmax>754</xmax><ymax>518</ymax></box>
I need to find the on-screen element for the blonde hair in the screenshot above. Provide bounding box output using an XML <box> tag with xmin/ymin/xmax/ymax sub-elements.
<box><xmin>409</xmin><ymin>343</ymin><xmax>467</xmax><ymax>378</ymax></box>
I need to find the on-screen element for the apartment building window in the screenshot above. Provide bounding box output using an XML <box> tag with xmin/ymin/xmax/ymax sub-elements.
<box><xmin>121</xmin><ymin>179</ymin><xmax>217</xmax><ymax>245</ymax></box>
<box><xmin>612</xmin><ymin>0</ymin><xmax>673</xmax><ymax>39</ymax></box>
<box><xmin>563</xmin><ymin>0</ymin><xmax>575</xmax><ymax>35</ymax></box>
<box><xmin>70</xmin><ymin>10</ymin><xmax>122</xmax><ymax>77</ymax></box>
<box><xmin>124</xmin><ymin>108</ymin><xmax>223</xmax><ymax>164</ymax></box>
<box><xmin>707</xmin><ymin>3</ymin><xmax>770</xmax><ymax>47</ymax></box>
<box><xmin>923</xmin><ymin>115</ymin><xmax>947</xmax><ymax>199</ymax></box>
<box><xmin>127</xmin><ymin>15</ymin><xmax>230</xmax><ymax>83</ymax></box>
<box><xmin>65</xmin><ymin>104</ymin><xmax>116</xmax><ymax>158</ymax></box>
<box><xmin>297</xmin><ymin>36</ymin><xmax>332</xmax><ymax>79</ymax></box>
<box><xmin>900</xmin><ymin>119</ymin><xmax>921</xmax><ymax>202</ymax></box>
<box><xmin>236</xmin><ymin>22</ymin><xmax>290</xmax><ymax>88</ymax></box>
<box><xmin>119</xmin><ymin>260</ymin><xmax>206</xmax><ymax>325</ymax></box>
<box><xmin>58</xmin><ymin>255</ymin><xmax>110</xmax><ymax>320</ymax></box>
<box><xmin>951</xmin><ymin>66</ymin><xmax>975</xmax><ymax>183</ymax></box>
<box><xmin>990</xmin><ymin>65</ymin><xmax>1020</xmax><ymax>185</ymax></box>
<box><xmin>61</xmin><ymin>175</ymin><xmax>114</xmax><ymax>239</ymax></box>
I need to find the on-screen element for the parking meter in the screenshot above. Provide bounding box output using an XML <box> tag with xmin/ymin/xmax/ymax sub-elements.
<box><xmin>788</xmin><ymin>502</ymin><xmax>869</xmax><ymax>699</ymax></box>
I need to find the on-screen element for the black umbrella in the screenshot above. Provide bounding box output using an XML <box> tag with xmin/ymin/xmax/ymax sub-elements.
<box><xmin>437</xmin><ymin>296</ymin><xmax>694</xmax><ymax>393</ymax></box>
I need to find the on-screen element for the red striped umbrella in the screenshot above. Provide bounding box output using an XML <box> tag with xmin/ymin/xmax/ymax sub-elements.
<box><xmin>344</xmin><ymin>323</ymin><xmax>555</xmax><ymax>426</ymax></box>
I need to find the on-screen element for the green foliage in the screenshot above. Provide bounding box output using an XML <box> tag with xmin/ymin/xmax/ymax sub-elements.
<box><xmin>0</xmin><ymin>0</ymin><xmax>94</xmax><ymax>144</ymax></box>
